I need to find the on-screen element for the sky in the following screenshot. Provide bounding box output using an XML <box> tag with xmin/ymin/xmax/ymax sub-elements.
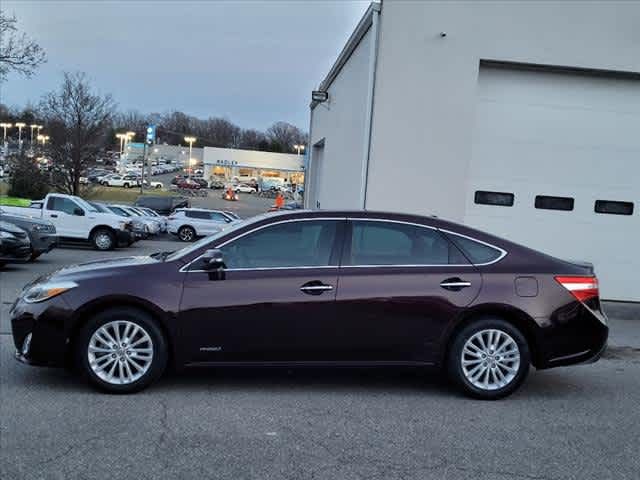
<box><xmin>0</xmin><ymin>0</ymin><xmax>370</xmax><ymax>131</ymax></box>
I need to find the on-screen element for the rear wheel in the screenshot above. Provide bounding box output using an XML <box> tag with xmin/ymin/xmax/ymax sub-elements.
<box><xmin>178</xmin><ymin>225</ymin><xmax>195</xmax><ymax>242</ymax></box>
<box><xmin>91</xmin><ymin>228</ymin><xmax>115</xmax><ymax>251</ymax></box>
<box><xmin>77</xmin><ymin>308</ymin><xmax>168</xmax><ymax>393</ymax></box>
<box><xmin>447</xmin><ymin>317</ymin><xmax>530</xmax><ymax>400</ymax></box>
<box><xmin>123</xmin><ymin>183</ymin><xmax>130</xmax><ymax>188</ymax></box>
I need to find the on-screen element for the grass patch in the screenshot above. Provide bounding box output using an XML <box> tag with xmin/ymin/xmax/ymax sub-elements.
<box><xmin>0</xmin><ymin>196</ymin><xmax>31</xmax><ymax>207</ymax></box>
<box><xmin>82</xmin><ymin>186</ymin><xmax>176</xmax><ymax>204</ymax></box>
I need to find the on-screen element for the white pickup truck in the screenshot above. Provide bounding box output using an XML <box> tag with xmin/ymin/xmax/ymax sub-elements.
<box><xmin>2</xmin><ymin>193</ymin><xmax>135</xmax><ymax>250</ymax></box>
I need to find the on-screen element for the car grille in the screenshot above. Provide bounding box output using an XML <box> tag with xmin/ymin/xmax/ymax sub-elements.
<box><xmin>14</xmin><ymin>231</ymin><xmax>28</xmax><ymax>239</ymax></box>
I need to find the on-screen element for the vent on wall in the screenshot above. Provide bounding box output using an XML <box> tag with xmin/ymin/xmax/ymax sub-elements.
<box><xmin>474</xmin><ymin>191</ymin><xmax>514</xmax><ymax>207</ymax></box>
<box><xmin>535</xmin><ymin>195</ymin><xmax>574</xmax><ymax>211</ymax></box>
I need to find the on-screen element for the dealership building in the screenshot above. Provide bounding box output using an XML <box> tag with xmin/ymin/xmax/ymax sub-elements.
<box><xmin>306</xmin><ymin>1</ymin><xmax>640</xmax><ymax>301</ymax></box>
<box><xmin>203</xmin><ymin>147</ymin><xmax>305</xmax><ymax>185</ymax></box>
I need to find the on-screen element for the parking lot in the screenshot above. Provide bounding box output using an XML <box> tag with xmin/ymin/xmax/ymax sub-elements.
<box><xmin>1</xmin><ymin>241</ymin><xmax>640</xmax><ymax>479</ymax></box>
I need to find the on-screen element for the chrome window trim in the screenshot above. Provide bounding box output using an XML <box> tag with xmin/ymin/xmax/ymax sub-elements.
<box><xmin>179</xmin><ymin>217</ymin><xmax>347</xmax><ymax>273</ymax></box>
<box><xmin>439</xmin><ymin>228</ymin><xmax>508</xmax><ymax>266</ymax></box>
<box><xmin>179</xmin><ymin>216</ymin><xmax>508</xmax><ymax>273</ymax></box>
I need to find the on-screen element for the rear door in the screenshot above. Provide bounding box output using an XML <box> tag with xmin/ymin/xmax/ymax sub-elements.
<box><xmin>334</xmin><ymin>219</ymin><xmax>482</xmax><ymax>364</ymax></box>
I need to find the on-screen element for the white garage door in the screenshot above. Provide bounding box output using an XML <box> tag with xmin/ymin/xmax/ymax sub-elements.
<box><xmin>465</xmin><ymin>65</ymin><xmax>640</xmax><ymax>301</ymax></box>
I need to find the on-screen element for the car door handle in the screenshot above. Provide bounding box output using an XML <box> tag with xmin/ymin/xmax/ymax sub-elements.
<box><xmin>300</xmin><ymin>281</ymin><xmax>334</xmax><ymax>295</ymax></box>
<box><xmin>440</xmin><ymin>278</ymin><xmax>471</xmax><ymax>291</ymax></box>
<box><xmin>50</xmin><ymin>214</ymin><xmax>58</xmax><ymax>218</ymax></box>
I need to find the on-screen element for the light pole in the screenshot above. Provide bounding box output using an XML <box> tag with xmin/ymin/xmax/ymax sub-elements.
<box><xmin>0</xmin><ymin>122</ymin><xmax>11</xmax><ymax>152</ymax></box>
<box><xmin>15</xmin><ymin>122</ymin><xmax>26</xmax><ymax>151</ymax></box>
<box><xmin>37</xmin><ymin>134</ymin><xmax>49</xmax><ymax>146</ymax></box>
<box><xmin>184</xmin><ymin>136</ymin><xmax>196</xmax><ymax>179</ymax></box>
<box><xmin>30</xmin><ymin>124</ymin><xmax>41</xmax><ymax>148</ymax></box>
<box><xmin>294</xmin><ymin>144</ymin><xmax>305</xmax><ymax>155</ymax></box>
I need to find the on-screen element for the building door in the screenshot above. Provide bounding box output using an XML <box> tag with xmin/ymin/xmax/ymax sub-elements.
<box><xmin>308</xmin><ymin>140</ymin><xmax>325</xmax><ymax>209</ymax></box>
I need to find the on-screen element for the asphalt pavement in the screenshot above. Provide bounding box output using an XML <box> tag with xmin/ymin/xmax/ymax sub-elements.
<box><xmin>1</xmin><ymin>241</ymin><xmax>639</xmax><ymax>479</ymax></box>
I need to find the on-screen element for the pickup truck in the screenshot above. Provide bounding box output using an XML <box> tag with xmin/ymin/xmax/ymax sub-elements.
<box><xmin>2</xmin><ymin>193</ymin><xmax>134</xmax><ymax>250</ymax></box>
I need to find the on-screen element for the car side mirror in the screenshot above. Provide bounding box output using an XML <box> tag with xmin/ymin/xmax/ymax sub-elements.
<box><xmin>202</xmin><ymin>249</ymin><xmax>226</xmax><ymax>280</ymax></box>
<box><xmin>74</xmin><ymin>208</ymin><xmax>85</xmax><ymax>216</ymax></box>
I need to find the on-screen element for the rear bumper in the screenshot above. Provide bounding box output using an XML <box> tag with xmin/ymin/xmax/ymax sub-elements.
<box><xmin>537</xmin><ymin>302</ymin><xmax>609</xmax><ymax>369</ymax></box>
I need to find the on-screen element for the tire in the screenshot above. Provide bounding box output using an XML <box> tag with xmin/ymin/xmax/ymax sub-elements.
<box><xmin>155</xmin><ymin>184</ymin><xmax>161</xmax><ymax>189</ymax></box>
<box><xmin>447</xmin><ymin>317</ymin><xmax>530</xmax><ymax>400</ymax></box>
<box><xmin>178</xmin><ymin>225</ymin><xmax>196</xmax><ymax>242</ymax></box>
<box><xmin>29</xmin><ymin>251</ymin><xmax>41</xmax><ymax>262</ymax></box>
<box><xmin>91</xmin><ymin>228</ymin><xmax>115</xmax><ymax>251</ymax></box>
<box><xmin>76</xmin><ymin>307</ymin><xmax>168</xmax><ymax>393</ymax></box>
<box><xmin>124</xmin><ymin>183</ymin><xmax>130</xmax><ymax>189</ymax></box>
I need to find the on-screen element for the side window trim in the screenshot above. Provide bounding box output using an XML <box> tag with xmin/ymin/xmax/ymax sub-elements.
<box><xmin>339</xmin><ymin>219</ymin><xmax>507</xmax><ymax>267</ymax></box>
<box><xmin>182</xmin><ymin>217</ymin><xmax>347</xmax><ymax>272</ymax></box>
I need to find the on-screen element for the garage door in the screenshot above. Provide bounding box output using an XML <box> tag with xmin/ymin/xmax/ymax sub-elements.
<box><xmin>465</xmin><ymin>64</ymin><xmax>640</xmax><ymax>301</ymax></box>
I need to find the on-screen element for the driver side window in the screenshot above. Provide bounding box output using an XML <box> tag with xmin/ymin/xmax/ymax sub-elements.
<box><xmin>48</xmin><ymin>197</ymin><xmax>81</xmax><ymax>215</ymax></box>
<box><xmin>220</xmin><ymin>220</ymin><xmax>339</xmax><ymax>269</ymax></box>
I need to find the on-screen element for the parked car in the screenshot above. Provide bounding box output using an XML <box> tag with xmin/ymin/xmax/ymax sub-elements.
<box><xmin>113</xmin><ymin>205</ymin><xmax>162</xmax><ymax>235</ymax></box>
<box><xmin>0</xmin><ymin>220</ymin><xmax>31</xmax><ymax>267</ymax></box>
<box><xmin>234</xmin><ymin>183</ymin><xmax>257</xmax><ymax>194</ymax></box>
<box><xmin>268</xmin><ymin>201</ymin><xmax>302</xmax><ymax>212</ymax></box>
<box><xmin>176</xmin><ymin>179</ymin><xmax>201</xmax><ymax>190</ymax></box>
<box><xmin>136</xmin><ymin>207</ymin><xmax>168</xmax><ymax>232</ymax></box>
<box><xmin>191</xmin><ymin>177</ymin><xmax>208</xmax><ymax>188</ymax></box>
<box><xmin>2</xmin><ymin>193</ymin><xmax>134</xmax><ymax>250</ymax></box>
<box><xmin>89</xmin><ymin>202</ymin><xmax>146</xmax><ymax>240</ymax></box>
<box><xmin>104</xmin><ymin>174</ymin><xmax>140</xmax><ymax>188</ymax></box>
<box><xmin>208</xmin><ymin>179</ymin><xmax>225</xmax><ymax>189</ymax></box>
<box><xmin>142</xmin><ymin>179</ymin><xmax>164</xmax><ymax>189</ymax></box>
<box><xmin>0</xmin><ymin>207</ymin><xmax>58</xmax><ymax>260</ymax></box>
<box><xmin>9</xmin><ymin>210</ymin><xmax>608</xmax><ymax>396</ymax></box>
<box><xmin>167</xmin><ymin>208</ymin><xmax>236</xmax><ymax>242</ymax></box>
<box><xmin>134</xmin><ymin>195</ymin><xmax>189</xmax><ymax>215</ymax></box>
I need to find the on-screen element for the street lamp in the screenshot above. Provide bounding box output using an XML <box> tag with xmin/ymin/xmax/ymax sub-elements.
<box><xmin>37</xmin><ymin>134</ymin><xmax>49</xmax><ymax>146</ymax></box>
<box><xmin>116</xmin><ymin>133</ymin><xmax>127</xmax><ymax>155</ymax></box>
<box><xmin>0</xmin><ymin>122</ymin><xmax>11</xmax><ymax>149</ymax></box>
<box><xmin>30</xmin><ymin>124</ymin><xmax>41</xmax><ymax>147</ymax></box>
<box><xmin>293</xmin><ymin>144</ymin><xmax>305</xmax><ymax>155</ymax></box>
<box><xmin>15</xmin><ymin>122</ymin><xmax>26</xmax><ymax>150</ymax></box>
<box><xmin>184</xmin><ymin>136</ymin><xmax>196</xmax><ymax>179</ymax></box>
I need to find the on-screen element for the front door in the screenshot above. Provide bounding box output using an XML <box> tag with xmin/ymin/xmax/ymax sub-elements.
<box><xmin>45</xmin><ymin>196</ymin><xmax>85</xmax><ymax>238</ymax></box>
<box><xmin>179</xmin><ymin>219</ymin><xmax>345</xmax><ymax>364</ymax></box>
<box><xmin>333</xmin><ymin>219</ymin><xmax>482</xmax><ymax>364</ymax></box>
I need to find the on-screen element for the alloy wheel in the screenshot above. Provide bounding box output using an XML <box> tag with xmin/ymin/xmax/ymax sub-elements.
<box><xmin>460</xmin><ymin>329</ymin><xmax>520</xmax><ymax>391</ymax></box>
<box><xmin>87</xmin><ymin>320</ymin><xmax>154</xmax><ymax>385</ymax></box>
<box><xmin>179</xmin><ymin>227</ymin><xmax>194</xmax><ymax>242</ymax></box>
<box><xmin>94</xmin><ymin>232</ymin><xmax>112</xmax><ymax>250</ymax></box>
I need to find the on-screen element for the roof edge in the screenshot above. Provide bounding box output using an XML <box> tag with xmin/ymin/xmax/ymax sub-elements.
<box><xmin>310</xmin><ymin>2</ymin><xmax>380</xmax><ymax>109</ymax></box>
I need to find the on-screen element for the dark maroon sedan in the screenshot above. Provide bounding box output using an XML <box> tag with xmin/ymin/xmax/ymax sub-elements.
<box><xmin>11</xmin><ymin>210</ymin><xmax>608</xmax><ymax>399</ymax></box>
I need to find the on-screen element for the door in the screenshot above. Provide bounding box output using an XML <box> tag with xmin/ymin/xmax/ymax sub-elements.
<box><xmin>179</xmin><ymin>219</ymin><xmax>345</xmax><ymax>364</ymax></box>
<box><xmin>45</xmin><ymin>196</ymin><xmax>85</xmax><ymax>238</ymax></box>
<box><xmin>334</xmin><ymin>220</ymin><xmax>481</xmax><ymax>364</ymax></box>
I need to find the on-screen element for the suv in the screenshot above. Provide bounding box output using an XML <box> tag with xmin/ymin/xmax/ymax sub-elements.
<box><xmin>134</xmin><ymin>195</ymin><xmax>189</xmax><ymax>215</ymax></box>
<box><xmin>167</xmin><ymin>208</ymin><xmax>238</xmax><ymax>242</ymax></box>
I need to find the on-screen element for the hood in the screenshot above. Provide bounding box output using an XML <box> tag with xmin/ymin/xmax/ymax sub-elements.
<box><xmin>38</xmin><ymin>255</ymin><xmax>160</xmax><ymax>284</ymax></box>
<box><xmin>0</xmin><ymin>220</ymin><xmax>27</xmax><ymax>234</ymax></box>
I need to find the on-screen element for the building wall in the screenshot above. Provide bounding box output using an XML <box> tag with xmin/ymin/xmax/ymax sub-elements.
<box><xmin>308</xmin><ymin>26</ymin><xmax>373</xmax><ymax>210</ymax></box>
<box><xmin>202</xmin><ymin>146</ymin><xmax>303</xmax><ymax>180</ymax></box>
<box><xmin>366</xmin><ymin>0</ymin><xmax>640</xmax><ymax>220</ymax></box>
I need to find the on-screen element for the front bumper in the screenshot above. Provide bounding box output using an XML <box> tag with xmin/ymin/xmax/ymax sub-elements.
<box><xmin>10</xmin><ymin>295</ymin><xmax>73</xmax><ymax>367</ymax></box>
<box><xmin>31</xmin><ymin>234</ymin><xmax>58</xmax><ymax>255</ymax></box>
<box><xmin>116</xmin><ymin>229</ymin><xmax>135</xmax><ymax>246</ymax></box>
<box><xmin>0</xmin><ymin>239</ymin><xmax>32</xmax><ymax>263</ymax></box>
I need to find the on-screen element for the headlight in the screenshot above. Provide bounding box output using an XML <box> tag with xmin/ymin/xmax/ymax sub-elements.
<box><xmin>118</xmin><ymin>221</ymin><xmax>129</xmax><ymax>230</ymax></box>
<box><xmin>22</xmin><ymin>281</ymin><xmax>78</xmax><ymax>304</ymax></box>
<box><xmin>0</xmin><ymin>230</ymin><xmax>16</xmax><ymax>239</ymax></box>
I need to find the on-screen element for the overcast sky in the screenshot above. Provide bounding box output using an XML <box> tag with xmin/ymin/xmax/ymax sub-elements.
<box><xmin>1</xmin><ymin>0</ymin><xmax>370</xmax><ymax>131</ymax></box>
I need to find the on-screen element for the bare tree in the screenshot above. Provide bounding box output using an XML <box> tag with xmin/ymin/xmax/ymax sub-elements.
<box><xmin>40</xmin><ymin>72</ymin><xmax>115</xmax><ymax>195</ymax></box>
<box><xmin>239</xmin><ymin>128</ymin><xmax>269</xmax><ymax>150</ymax></box>
<box><xmin>0</xmin><ymin>10</ymin><xmax>46</xmax><ymax>81</ymax></box>
<box><xmin>265</xmin><ymin>121</ymin><xmax>307</xmax><ymax>153</ymax></box>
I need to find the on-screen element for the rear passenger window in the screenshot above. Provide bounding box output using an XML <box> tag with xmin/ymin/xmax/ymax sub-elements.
<box><xmin>185</xmin><ymin>211</ymin><xmax>210</xmax><ymax>220</ymax></box>
<box><xmin>446</xmin><ymin>233</ymin><xmax>503</xmax><ymax>265</ymax></box>
<box><xmin>474</xmin><ymin>191</ymin><xmax>514</xmax><ymax>207</ymax></box>
<box><xmin>594</xmin><ymin>200</ymin><xmax>634</xmax><ymax>216</ymax></box>
<box><xmin>347</xmin><ymin>221</ymin><xmax>468</xmax><ymax>266</ymax></box>
<box><xmin>535</xmin><ymin>195</ymin><xmax>574</xmax><ymax>211</ymax></box>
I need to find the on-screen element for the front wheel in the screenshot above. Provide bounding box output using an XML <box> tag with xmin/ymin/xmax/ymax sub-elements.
<box><xmin>447</xmin><ymin>318</ymin><xmax>530</xmax><ymax>400</ymax></box>
<box><xmin>178</xmin><ymin>225</ymin><xmax>196</xmax><ymax>242</ymax></box>
<box><xmin>91</xmin><ymin>228</ymin><xmax>115</xmax><ymax>251</ymax></box>
<box><xmin>77</xmin><ymin>308</ymin><xmax>168</xmax><ymax>393</ymax></box>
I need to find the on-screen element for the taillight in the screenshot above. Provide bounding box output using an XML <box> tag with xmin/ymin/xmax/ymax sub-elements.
<box><xmin>554</xmin><ymin>276</ymin><xmax>599</xmax><ymax>302</ymax></box>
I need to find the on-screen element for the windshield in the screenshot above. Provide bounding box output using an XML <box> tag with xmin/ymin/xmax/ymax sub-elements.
<box><xmin>165</xmin><ymin>216</ymin><xmax>259</xmax><ymax>262</ymax></box>
<box><xmin>109</xmin><ymin>206</ymin><xmax>130</xmax><ymax>217</ymax></box>
<box><xmin>90</xmin><ymin>202</ymin><xmax>110</xmax><ymax>213</ymax></box>
<box><xmin>75</xmin><ymin>197</ymin><xmax>99</xmax><ymax>213</ymax></box>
